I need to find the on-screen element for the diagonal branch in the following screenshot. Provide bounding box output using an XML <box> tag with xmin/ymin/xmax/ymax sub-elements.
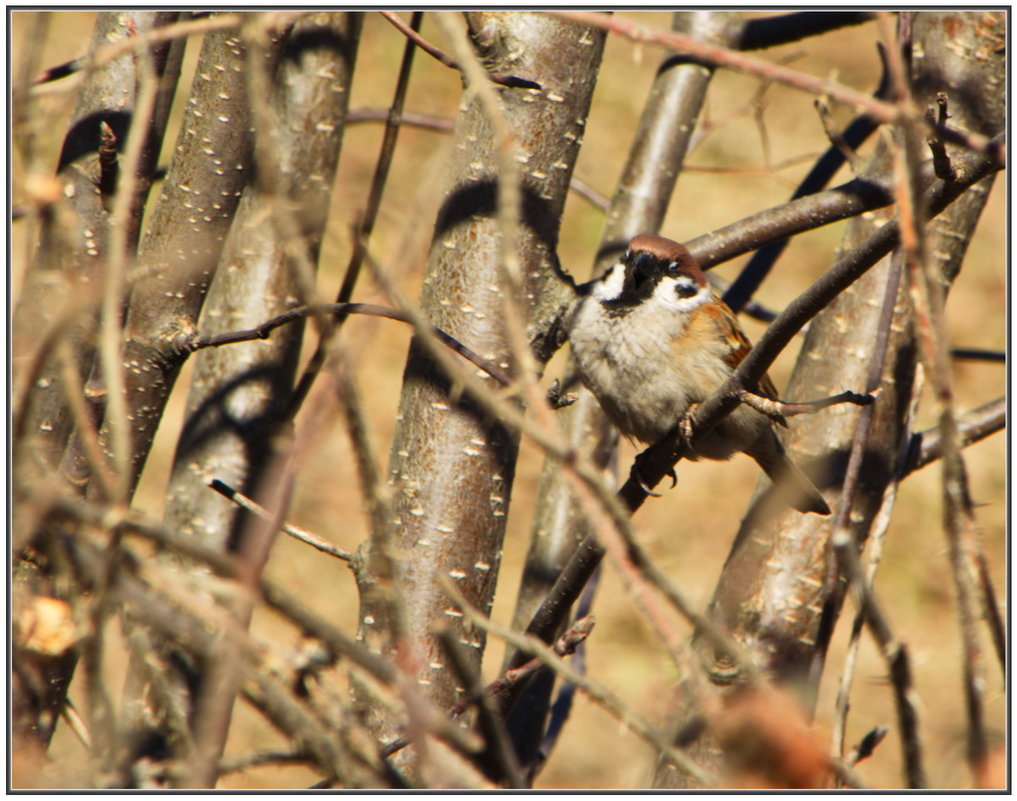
<box><xmin>549</xmin><ymin>11</ymin><xmax>999</xmax><ymax>160</ymax></box>
<box><xmin>517</xmin><ymin>135</ymin><xmax>1004</xmax><ymax>671</ymax></box>
<box><xmin>187</xmin><ymin>302</ymin><xmax>514</xmax><ymax>387</ymax></box>
<box><xmin>380</xmin><ymin>11</ymin><xmax>541</xmax><ymax>90</ymax></box>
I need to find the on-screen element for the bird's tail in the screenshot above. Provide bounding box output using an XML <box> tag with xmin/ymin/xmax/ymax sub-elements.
<box><xmin>753</xmin><ymin>438</ymin><xmax>831</xmax><ymax>516</ymax></box>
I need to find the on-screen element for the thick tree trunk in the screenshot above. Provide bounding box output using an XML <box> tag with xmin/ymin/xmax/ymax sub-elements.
<box><xmin>654</xmin><ymin>10</ymin><xmax>1005</xmax><ymax>789</ymax></box>
<box><xmin>503</xmin><ymin>11</ymin><xmax>744</xmax><ymax>779</ymax></box>
<box><xmin>353</xmin><ymin>11</ymin><xmax>605</xmax><ymax>783</ymax></box>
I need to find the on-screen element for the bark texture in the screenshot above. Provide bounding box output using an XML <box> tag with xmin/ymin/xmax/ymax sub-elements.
<box><xmin>654</xmin><ymin>10</ymin><xmax>1005</xmax><ymax>788</ymax></box>
<box><xmin>163</xmin><ymin>13</ymin><xmax>361</xmax><ymax>551</ymax></box>
<box><xmin>117</xmin><ymin>14</ymin><xmax>363</xmax><ymax>787</ymax></box>
<box><xmin>12</xmin><ymin>11</ymin><xmax>184</xmax><ymax>756</ymax></box>
<box><xmin>13</xmin><ymin>11</ymin><xmax>183</xmax><ymax>483</ymax></box>
<box><xmin>503</xmin><ymin>11</ymin><xmax>744</xmax><ymax>778</ymax></box>
<box><xmin>353</xmin><ymin>11</ymin><xmax>605</xmax><ymax>772</ymax></box>
<box><xmin>108</xmin><ymin>19</ymin><xmax>255</xmax><ymax>497</ymax></box>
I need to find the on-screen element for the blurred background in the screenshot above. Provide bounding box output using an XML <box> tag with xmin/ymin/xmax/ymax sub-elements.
<box><xmin>11</xmin><ymin>11</ymin><xmax>1006</xmax><ymax>789</ymax></box>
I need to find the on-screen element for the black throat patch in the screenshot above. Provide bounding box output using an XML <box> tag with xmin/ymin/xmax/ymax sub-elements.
<box><xmin>599</xmin><ymin>250</ymin><xmax>664</xmax><ymax>313</ymax></box>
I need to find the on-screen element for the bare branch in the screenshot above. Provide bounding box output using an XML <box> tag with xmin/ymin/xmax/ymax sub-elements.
<box><xmin>904</xmin><ymin>396</ymin><xmax>1005</xmax><ymax>475</ymax></box>
<box><xmin>208</xmin><ymin>480</ymin><xmax>353</xmax><ymax>562</ymax></box>
<box><xmin>831</xmin><ymin>525</ymin><xmax>926</xmax><ymax>786</ymax></box>
<box><xmin>189</xmin><ymin>302</ymin><xmax>514</xmax><ymax>387</ymax></box>
<box><xmin>550</xmin><ymin>11</ymin><xmax>1000</xmax><ymax>160</ymax></box>
<box><xmin>736</xmin><ymin>388</ymin><xmax>874</xmax><ymax>419</ymax></box>
<box><xmin>846</xmin><ymin>726</ymin><xmax>889</xmax><ymax>766</ymax></box>
<box><xmin>551</xmin><ymin>11</ymin><xmax>902</xmax><ymax>124</ymax></box>
<box><xmin>925</xmin><ymin>93</ymin><xmax>958</xmax><ymax>181</ymax></box>
<box><xmin>286</xmin><ymin>12</ymin><xmax>420</xmax><ymax>422</ymax></box>
<box><xmin>814</xmin><ymin>96</ymin><xmax>863</xmax><ymax>170</ymax></box>
<box><xmin>687</xmin><ymin>137</ymin><xmax>1001</xmax><ymax>272</ymax></box>
<box><xmin>380</xmin><ymin>11</ymin><xmax>541</xmax><ymax>90</ymax></box>
<box><xmin>738</xmin><ymin>12</ymin><xmax>875</xmax><ymax>50</ymax></box>
<box><xmin>442</xmin><ymin>579</ymin><xmax>715</xmax><ymax>786</ymax></box>
<box><xmin>950</xmin><ymin>348</ymin><xmax>1005</xmax><ymax>363</ymax></box>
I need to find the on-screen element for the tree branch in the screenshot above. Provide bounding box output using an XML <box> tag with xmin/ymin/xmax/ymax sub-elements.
<box><xmin>379</xmin><ymin>11</ymin><xmax>541</xmax><ymax>90</ymax></box>
<box><xmin>738</xmin><ymin>12</ymin><xmax>875</xmax><ymax>50</ymax></box>
<box><xmin>517</xmin><ymin>134</ymin><xmax>1004</xmax><ymax>674</ymax></box>
<box><xmin>188</xmin><ymin>301</ymin><xmax>514</xmax><ymax>387</ymax></box>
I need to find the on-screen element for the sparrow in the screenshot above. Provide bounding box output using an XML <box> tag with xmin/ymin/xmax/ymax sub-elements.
<box><xmin>565</xmin><ymin>234</ymin><xmax>830</xmax><ymax>516</ymax></box>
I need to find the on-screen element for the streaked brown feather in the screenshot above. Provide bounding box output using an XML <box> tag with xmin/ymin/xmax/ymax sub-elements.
<box><xmin>694</xmin><ymin>293</ymin><xmax>787</xmax><ymax>424</ymax></box>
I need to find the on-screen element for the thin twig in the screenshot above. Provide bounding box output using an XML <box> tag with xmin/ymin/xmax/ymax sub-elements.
<box><xmin>217</xmin><ymin>751</ymin><xmax>312</xmax><ymax>775</ymax></box>
<box><xmin>814</xmin><ymin>96</ymin><xmax>862</xmax><ymax>170</ymax></box>
<box><xmin>885</xmin><ymin>8</ymin><xmax>990</xmax><ymax>776</ymax></box>
<box><xmin>285</xmin><ymin>12</ymin><xmax>422</xmax><ymax>423</ymax></box>
<box><xmin>549</xmin><ymin>11</ymin><xmax>999</xmax><ymax>160</ymax></box>
<box><xmin>346</xmin><ymin>106</ymin><xmax>454</xmax><ymax>132</ymax></box>
<box><xmin>551</xmin><ymin>11</ymin><xmax>902</xmax><ymax>125</ymax></box>
<box><xmin>830</xmin><ymin>525</ymin><xmax>926</xmax><ymax>788</ymax></box>
<box><xmin>25</xmin><ymin>14</ymin><xmax>253</xmax><ymax>102</ymax></box>
<box><xmin>846</xmin><ymin>726</ymin><xmax>889</xmax><ymax>766</ymax></box>
<box><xmin>379</xmin><ymin>11</ymin><xmax>541</xmax><ymax>90</ymax></box>
<box><xmin>442</xmin><ymin>616</ymin><xmax>593</xmax><ymax>727</ymax></box>
<box><xmin>189</xmin><ymin>302</ymin><xmax>513</xmax><ymax>388</ymax></box>
<box><xmin>723</xmin><ymin>47</ymin><xmax>890</xmax><ymax>313</ymax></box>
<box><xmin>925</xmin><ymin>92</ymin><xmax>958</xmax><ymax>182</ymax></box>
<box><xmin>53</xmin><ymin>339</ymin><xmax>115</xmax><ymax>498</ymax></box>
<box><xmin>208</xmin><ymin>480</ymin><xmax>352</xmax><ymax>562</ymax></box>
<box><xmin>60</xmin><ymin>698</ymin><xmax>93</xmax><ymax>749</ymax></box>
<box><xmin>824</xmin><ymin>249</ymin><xmax>905</xmax><ymax>767</ymax></box>
<box><xmin>689</xmin><ymin>135</ymin><xmax>1002</xmax><ymax>274</ymax></box>
<box><xmin>100</xmin><ymin>25</ymin><xmax>164</xmax><ymax>504</ymax></box>
<box><xmin>376</xmin><ymin>617</ymin><xmax>593</xmax><ymax>760</ymax></box>
<box><xmin>950</xmin><ymin>347</ymin><xmax>1005</xmax><ymax>363</ymax></box>
<box><xmin>975</xmin><ymin>552</ymin><xmax>1006</xmax><ymax>674</ymax></box>
<box><xmin>30</xmin><ymin>56</ymin><xmax>85</xmax><ymax>86</ymax></box>
<box><xmin>436</xmin><ymin>630</ymin><xmax>526</xmax><ymax>788</ymax></box>
<box><xmin>904</xmin><ymin>396</ymin><xmax>1005</xmax><ymax>475</ymax></box>
<box><xmin>737</xmin><ymin>388</ymin><xmax>874</xmax><ymax>419</ymax></box>
<box><xmin>97</xmin><ymin>120</ymin><xmax>119</xmax><ymax>211</ymax></box>
<box><xmin>440</xmin><ymin>578</ymin><xmax>716</xmax><ymax>787</ymax></box>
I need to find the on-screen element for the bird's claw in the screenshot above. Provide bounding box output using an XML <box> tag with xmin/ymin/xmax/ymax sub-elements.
<box><xmin>631</xmin><ymin>456</ymin><xmax>662</xmax><ymax>497</ymax></box>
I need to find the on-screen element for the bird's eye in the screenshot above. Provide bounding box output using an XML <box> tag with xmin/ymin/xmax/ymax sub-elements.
<box><xmin>666</xmin><ymin>261</ymin><xmax>681</xmax><ymax>277</ymax></box>
<box><xmin>674</xmin><ymin>278</ymin><xmax>698</xmax><ymax>299</ymax></box>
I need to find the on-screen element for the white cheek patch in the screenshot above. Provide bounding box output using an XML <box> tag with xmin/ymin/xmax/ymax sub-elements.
<box><xmin>653</xmin><ymin>276</ymin><xmax>711</xmax><ymax>313</ymax></box>
<box><xmin>592</xmin><ymin>261</ymin><xmax>626</xmax><ymax>301</ymax></box>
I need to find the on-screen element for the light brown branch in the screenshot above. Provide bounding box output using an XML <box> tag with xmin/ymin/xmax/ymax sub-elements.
<box><xmin>208</xmin><ymin>480</ymin><xmax>353</xmax><ymax>562</ymax></box>
<box><xmin>736</xmin><ymin>388</ymin><xmax>875</xmax><ymax>419</ymax></box>
<box><xmin>550</xmin><ymin>11</ymin><xmax>999</xmax><ymax>160</ymax></box>
<box><xmin>189</xmin><ymin>302</ymin><xmax>514</xmax><ymax>388</ymax></box>
<box><xmin>814</xmin><ymin>96</ymin><xmax>862</xmax><ymax>170</ymax></box>
<box><xmin>379</xmin><ymin>11</ymin><xmax>541</xmax><ymax>90</ymax></box>
<box><xmin>440</xmin><ymin>577</ymin><xmax>715</xmax><ymax>787</ymax></box>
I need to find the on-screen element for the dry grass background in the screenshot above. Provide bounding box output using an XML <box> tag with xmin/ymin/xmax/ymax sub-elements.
<box><xmin>11</xmin><ymin>11</ymin><xmax>1006</xmax><ymax>790</ymax></box>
